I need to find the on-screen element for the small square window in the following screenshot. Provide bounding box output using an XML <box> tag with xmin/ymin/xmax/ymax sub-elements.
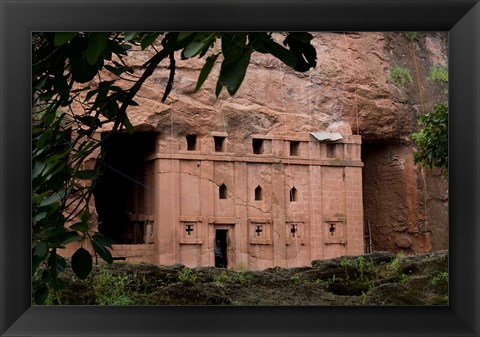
<box><xmin>186</xmin><ymin>135</ymin><xmax>197</xmax><ymax>151</ymax></box>
<box><xmin>326</xmin><ymin>143</ymin><xmax>336</xmax><ymax>158</ymax></box>
<box><xmin>214</xmin><ymin>136</ymin><xmax>225</xmax><ymax>152</ymax></box>
<box><xmin>290</xmin><ymin>141</ymin><xmax>300</xmax><ymax>156</ymax></box>
<box><xmin>252</xmin><ymin>139</ymin><xmax>264</xmax><ymax>154</ymax></box>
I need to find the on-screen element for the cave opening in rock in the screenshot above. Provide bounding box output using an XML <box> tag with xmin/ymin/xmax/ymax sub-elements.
<box><xmin>94</xmin><ymin>131</ymin><xmax>157</xmax><ymax>245</ymax></box>
<box><xmin>361</xmin><ymin>140</ymin><xmax>447</xmax><ymax>254</ymax></box>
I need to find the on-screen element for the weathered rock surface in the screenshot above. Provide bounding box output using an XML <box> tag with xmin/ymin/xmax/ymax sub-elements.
<box><xmin>97</xmin><ymin>32</ymin><xmax>448</xmax><ymax>253</ymax></box>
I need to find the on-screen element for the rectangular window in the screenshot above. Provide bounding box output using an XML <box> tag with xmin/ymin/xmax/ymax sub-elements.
<box><xmin>252</xmin><ymin>138</ymin><xmax>264</xmax><ymax>154</ymax></box>
<box><xmin>214</xmin><ymin>136</ymin><xmax>225</xmax><ymax>152</ymax></box>
<box><xmin>186</xmin><ymin>135</ymin><xmax>197</xmax><ymax>151</ymax></box>
<box><xmin>326</xmin><ymin>143</ymin><xmax>336</xmax><ymax>158</ymax></box>
<box><xmin>290</xmin><ymin>141</ymin><xmax>300</xmax><ymax>156</ymax></box>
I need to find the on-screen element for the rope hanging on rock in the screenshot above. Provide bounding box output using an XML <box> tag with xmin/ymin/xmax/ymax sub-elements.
<box><xmin>343</xmin><ymin>33</ymin><xmax>360</xmax><ymax>136</ymax></box>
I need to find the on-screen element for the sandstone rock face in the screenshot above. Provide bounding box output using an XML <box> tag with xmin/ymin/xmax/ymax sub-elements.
<box><xmin>98</xmin><ymin>32</ymin><xmax>448</xmax><ymax>254</ymax></box>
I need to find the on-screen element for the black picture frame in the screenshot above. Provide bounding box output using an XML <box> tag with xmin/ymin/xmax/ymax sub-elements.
<box><xmin>1</xmin><ymin>0</ymin><xmax>479</xmax><ymax>336</ymax></box>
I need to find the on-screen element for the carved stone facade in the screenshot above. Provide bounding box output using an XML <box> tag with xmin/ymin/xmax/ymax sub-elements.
<box><xmin>92</xmin><ymin>130</ymin><xmax>363</xmax><ymax>270</ymax></box>
<box><xmin>60</xmin><ymin>31</ymin><xmax>451</xmax><ymax>267</ymax></box>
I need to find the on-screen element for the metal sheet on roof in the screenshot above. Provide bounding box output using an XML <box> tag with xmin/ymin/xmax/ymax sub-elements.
<box><xmin>310</xmin><ymin>132</ymin><xmax>343</xmax><ymax>141</ymax></box>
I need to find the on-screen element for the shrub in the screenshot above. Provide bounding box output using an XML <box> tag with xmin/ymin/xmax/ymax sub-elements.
<box><xmin>178</xmin><ymin>267</ymin><xmax>197</xmax><ymax>283</ymax></box>
<box><xmin>404</xmin><ymin>32</ymin><xmax>417</xmax><ymax>42</ymax></box>
<box><xmin>412</xmin><ymin>103</ymin><xmax>448</xmax><ymax>177</ymax></box>
<box><xmin>428</xmin><ymin>65</ymin><xmax>448</xmax><ymax>84</ymax></box>
<box><xmin>92</xmin><ymin>268</ymin><xmax>134</xmax><ymax>305</ymax></box>
<box><xmin>390</xmin><ymin>66</ymin><xmax>413</xmax><ymax>88</ymax></box>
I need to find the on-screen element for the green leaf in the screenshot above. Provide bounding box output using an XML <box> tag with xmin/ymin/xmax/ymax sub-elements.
<box><xmin>219</xmin><ymin>50</ymin><xmax>252</xmax><ymax>95</ymax></box>
<box><xmin>70</xmin><ymin>54</ymin><xmax>98</xmax><ymax>83</ymax></box>
<box><xmin>141</xmin><ymin>32</ymin><xmax>161</xmax><ymax>50</ymax></box>
<box><xmin>215</xmin><ymin>80</ymin><xmax>223</xmax><ymax>97</ymax></box>
<box><xmin>92</xmin><ymin>233</ymin><xmax>115</xmax><ymax>247</ymax></box>
<box><xmin>39</xmin><ymin>192</ymin><xmax>62</xmax><ymax>207</ymax></box>
<box><xmin>59</xmin><ymin>231</ymin><xmax>82</xmax><ymax>245</ymax></box>
<box><xmin>75</xmin><ymin>169</ymin><xmax>96</xmax><ymax>180</ymax></box>
<box><xmin>261</xmin><ymin>38</ymin><xmax>297</xmax><ymax>68</ymax></box>
<box><xmin>92</xmin><ymin>240</ymin><xmax>113</xmax><ymax>264</ymax></box>
<box><xmin>56</xmin><ymin>255</ymin><xmax>67</xmax><ymax>272</ymax></box>
<box><xmin>124</xmin><ymin>32</ymin><xmax>138</xmax><ymax>42</ymax></box>
<box><xmin>85</xmin><ymin>89</ymin><xmax>98</xmax><ymax>102</ymax></box>
<box><xmin>54</xmin><ymin>73</ymin><xmax>70</xmax><ymax>104</ymax></box>
<box><xmin>34</xmin><ymin>286</ymin><xmax>49</xmax><ymax>304</ymax></box>
<box><xmin>32</xmin><ymin>161</ymin><xmax>47</xmax><ymax>179</ymax></box>
<box><xmin>81</xmin><ymin>211</ymin><xmax>89</xmax><ymax>223</ymax></box>
<box><xmin>177</xmin><ymin>32</ymin><xmax>194</xmax><ymax>41</ymax></box>
<box><xmin>86</xmin><ymin>33</ymin><xmax>107</xmax><ymax>65</ymax></box>
<box><xmin>33</xmin><ymin>76</ymin><xmax>48</xmax><ymax>90</ymax></box>
<box><xmin>33</xmin><ymin>212</ymin><xmax>48</xmax><ymax>223</ymax></box>
<box><xmin>221</xmin><ymin>33</ymin><xmax>247</xmax><ymax>64</ymax></box>
<box><xmin>70</xmin><ymin>221</ymin><xmax>88</xmax><ymax>232</ymax></box>
<box><xmin>195</xmin><ymin>53</ymin><xmax>219</xmax><ymax>92</ymax></box>
<box><xmin>122</xmin><ymin>115</ymin><xmax>134</xmax><ymax>135</ymax></box>
<box><xmin>33</xmin><ymin>243</ymin><xmax>48</xmax><ymax>258</ymax></box>
<box><xmin>75</xmin><ymin>115</ymin><xmax>101</xmax><ymax>127</ymax></box>
<box><xmin>102</xmin><ymin>100</ymin><xmax>119</xmax><ymax>120</ymax></box>
<box><xmin>283</xmin><ymin>33</ymin><xmax>317</xmax><ymax>72</ymax></box>
<box><xmin>287</xmin><ymin>32</ymin><xmax>313</xmax><ymax>43</ymax></box>
<box><xmin>182</xmin><ymin>33</ymin><xmax>214</xmax><ymax>58</ymax></box>
<box><xmin>71</xmin><ymin>247</ymin><xmax>92</xmax><ymax>280</ymax></box>
<box><xmin>54</xmin><ymin>32</ymin><xmax>77</xmax><ymax>46</ymax></box>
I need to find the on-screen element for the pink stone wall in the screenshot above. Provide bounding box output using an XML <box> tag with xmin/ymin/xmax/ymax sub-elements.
<box><xmin>59</xmin><ymin>132</ymin><xmax>363</xmax><ymax>270</ymax></box>
<box><xmin>147</xmin><ymin>132</ymin><xmax>363</xmax><ymax>270</ymax></box>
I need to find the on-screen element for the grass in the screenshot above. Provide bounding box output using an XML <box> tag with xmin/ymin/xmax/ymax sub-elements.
<box><xmin>390</xmin><ymin>66</ymin><xmax>413</xmax><ymax>88</ymax></box>
<box><xmin>92</xmin><ymin>267</ymin><xmax>135</xmax><ymax>305</ymax></box>
<box><xmin>404</xmin><ymin>32</ymin><xmax>417</xmax><ymax>42</ymax></box>
<box><xmin>178</xmin><ymin>266</ymin><xmax>198</xmax><ymax>283</ymax></box>
<box><xmin>428</xmin><ymin>65</ymin><xmax>448</xmax><ymax>84</ymax></box>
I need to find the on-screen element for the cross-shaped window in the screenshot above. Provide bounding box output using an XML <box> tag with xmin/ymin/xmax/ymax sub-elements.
<box><xmin>255</xmin><ymin>225</ymin><xmax>263</xmax><ymax>237</ymax></box>
<box><xmin>185</xmin><ymin>224</ymin><xmax>194</xmax><ymax>235</ymax></box>
<box><xmin>290</xmin><ymin>224</ymin><xmax>298</xmax><ymax>237</ymax></box>
<box><xmin>329</xmin><ymin>223</ymin><xmax>336</xmax><ymax>236</ymax></box>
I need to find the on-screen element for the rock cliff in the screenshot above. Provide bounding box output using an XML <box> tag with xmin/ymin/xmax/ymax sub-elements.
<box><xmin>98</xmin><ymin>32</ymin><xmax>448</xmax><ymax>253</ymax></box>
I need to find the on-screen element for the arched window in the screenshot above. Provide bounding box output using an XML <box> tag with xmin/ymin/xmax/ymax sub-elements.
<box><xmin>255</xmin><ymin>185</ymin><xmax>263</xmax><ymax>200</ymax></box>
<box><xmin>219</xmin><ymin>183</ymin><xmax>227</xmax><ymax>199</ymax></box>
<box><xmin>289</xmin><ymin>186</ymin><xmax>298</xmax><ymax>202</ymax></box>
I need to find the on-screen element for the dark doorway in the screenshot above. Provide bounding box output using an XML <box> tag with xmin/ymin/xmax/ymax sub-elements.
<box><xmin>94</xmin><ymin>131</ymin><xmax>156</xmax><ymax>244</ymax></box>
<box><xmin>214</xmin><ymin>230</ymin><xmax>228</xmax><ymax>268</ymax></box>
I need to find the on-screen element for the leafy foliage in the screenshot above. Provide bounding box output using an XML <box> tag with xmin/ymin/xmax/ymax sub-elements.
<box><xmin>92</xmin><ymin>267</ymin><xmax>135</xmax><ymax>305</ymax></box>
<box><xmin>428</xmin><ymin>65</ymin><xmax>448</xmax><ymax>84</ymax></box>
<box><xmin>404</xmin><ymin>32</ymin><xmax>417</xmax><ymax>42</ymax></box>
<box><xmin>32</xmin><ymin>32</ymin><xmax>317</xmax><ymax>303</ymax></box>
<box><xmin>389</xmin><ymin>66</ymin><xmax>413</xmax><ymax>88</ymax></box>
<box><xmin>412</xmin><ymin>103</ymin><xmax>448</xmax><ymax>177</ymax></box>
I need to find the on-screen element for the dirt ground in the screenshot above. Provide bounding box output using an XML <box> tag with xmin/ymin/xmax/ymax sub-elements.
<box><xmin>51</xmin><ymin>250</ymin><xmax>448</xmax><ymax>306</ymax></box>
